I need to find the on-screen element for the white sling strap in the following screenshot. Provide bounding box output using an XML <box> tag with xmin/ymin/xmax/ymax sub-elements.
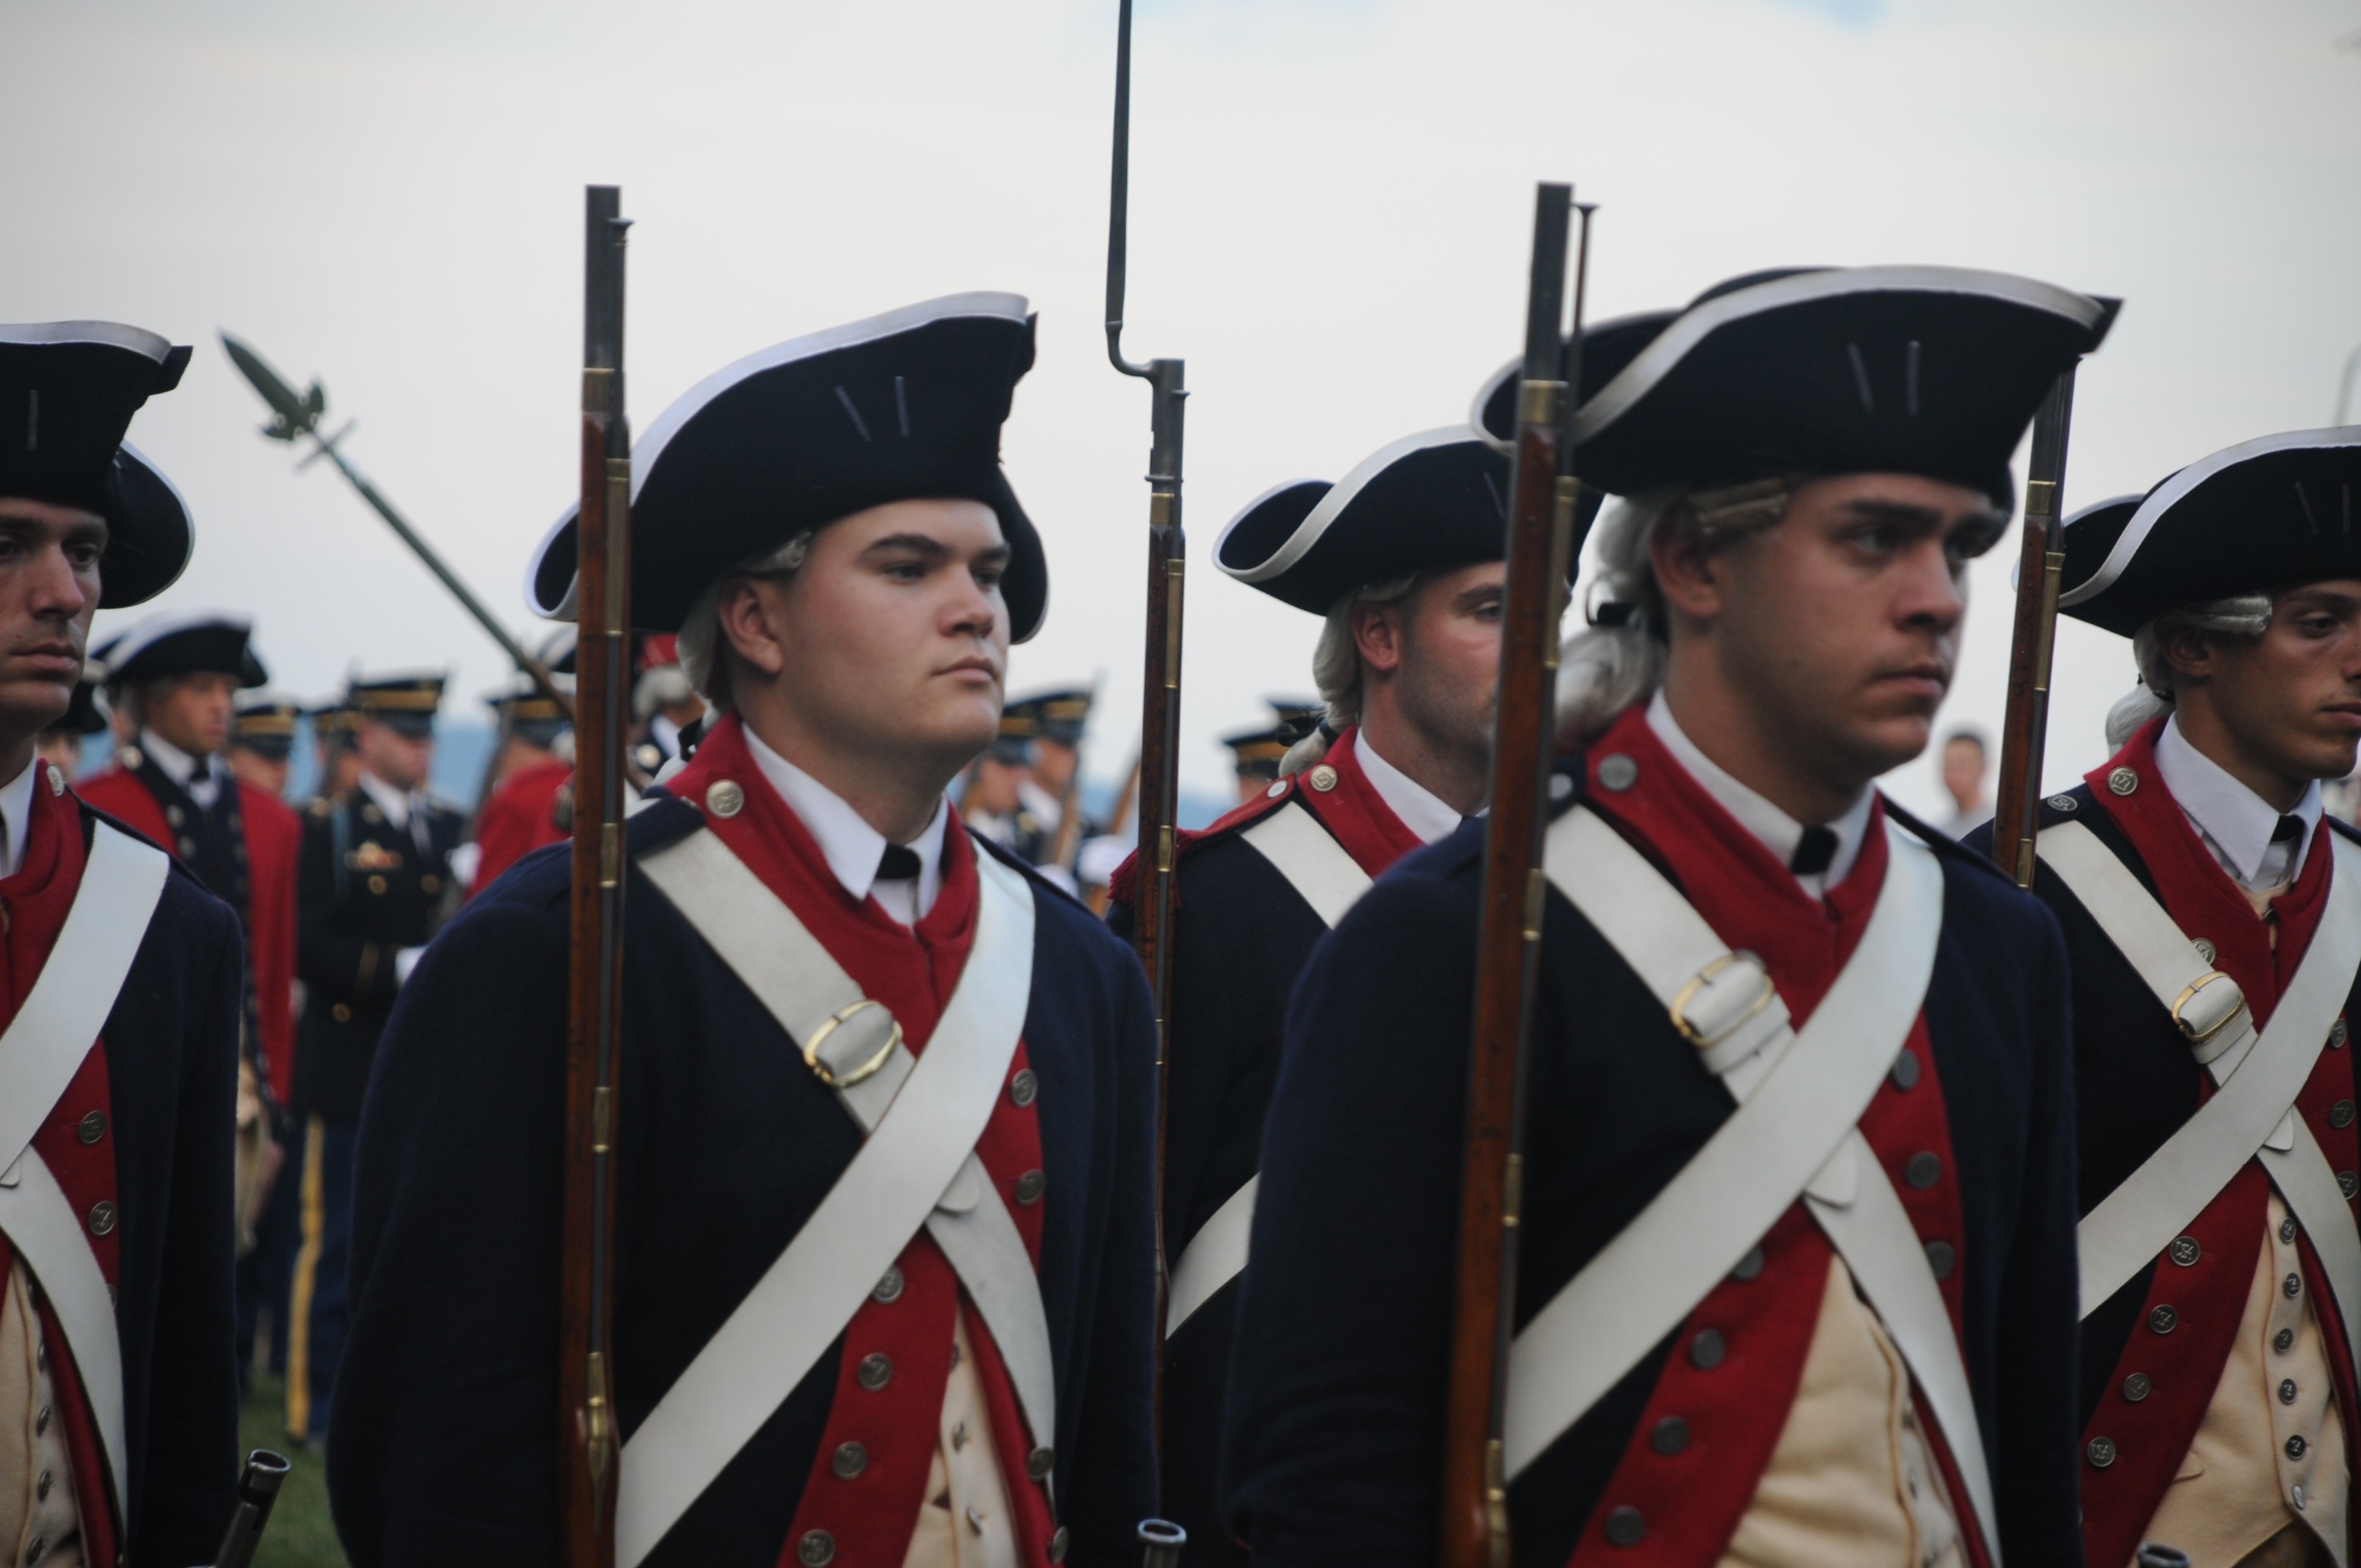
<box><xmin>1163</xmin><ymin>802</ymin><xmax>1379</xmax><ymax>1340</ymax></box>
<box><xmin>1512</xmin><ymin>809</ymin><xmax>1998</xmax><ymax>1558</ymax></box>
<box><xmin>2041</xmin><ymin>820</ymin><xmax>2361</xmax><ymax>1346</ymax></box>
<box><xmin>0</xmin><ymin>819</ymin><xmax>170</xmax><ymax>1525</ymax></box>
<box><xmin>623</xmin><ymin>828</ymin><xmax>1044</xmax><ymax>1568</ymax></box>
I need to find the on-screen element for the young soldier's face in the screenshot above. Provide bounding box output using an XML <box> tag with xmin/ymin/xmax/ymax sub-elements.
<box><xmin>145</xmin><ymin>671</ymin><xmax>239</xmax><ymax>758</ymax></box>
<box><xmin>2167</xmin><ymin>581</ymin><xmax>2361</xmax><ymax>784</ymax></box>
<box><xmin>1661</xmin><ymin>472</ymin><xmax>2002</xmax><ymax>789</ymax></box>
<box><xmin>733</xmin><ymin>498</ymin><xmax>1012</xmax><ymax>777</ymax></box>
<box><xmin>0</xmin><ymin>498</ymin><xmax>104</xmax><ymax>746</ymax></box>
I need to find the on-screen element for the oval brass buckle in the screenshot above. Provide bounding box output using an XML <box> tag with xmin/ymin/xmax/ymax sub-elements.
<box><xmin>802</xmin><ymin>999</ymin><xmax>902</xmax><ymax>1089</ymax></box>
<box><xmin>1669</xmin><ymin>951</ymin><xmax>1777</xmax><ymax>1050</ymax></box>
<box><xmin>2172</xmin><ymin>970</ymin><xmax>2241</xmax><ymax>1045</ymax></box>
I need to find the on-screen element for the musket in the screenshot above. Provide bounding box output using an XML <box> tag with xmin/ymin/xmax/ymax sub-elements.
<box><xmin>1439</xmin><ymin>183</ymin><xmax>1591</xmax><ymax>1568</ymax></box>
<box><xmin>1106</xmin><ymin>0</ymin><xmax>1189</xmax><ymax>1337</ymax></box>
<box><xmin>220</xmin><ymin>333</ymin><xmax>574</xmax><ymax>722</ymax></box>
<box><xmin>1137</xmin><ymin>1520</ymin><xmax>1187</xmax><ymax>1568</ymax></box>
<box><xmin>558</xmin><ymin>184</ymin><xmax>631</xmax><ymax>1567</ymax></box>
<box><xmin>1989</xmin><ymin>369</ymin><xmax>2079</xmax><ymax>888</ymax></box>
<box><xmin>206</xmin><ymin>1448</ymin><xmax>291</xmax><ymax>1568</ymax></box>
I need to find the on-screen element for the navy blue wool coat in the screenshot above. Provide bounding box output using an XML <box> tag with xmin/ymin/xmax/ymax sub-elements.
<box><xmin>83</xmin><ymin>805</ymin><xmax>244</xmax><ymax>1568</ymax></box>
<box><xmin>327</xmin><ymin>797</ymin><xmax>1160</xmax><ymax>1568</ymax></box>
<box><xmin>1222</xmin><ymin>765</ymin><xmax>2085</xmax><ymax>1567</ymax></box>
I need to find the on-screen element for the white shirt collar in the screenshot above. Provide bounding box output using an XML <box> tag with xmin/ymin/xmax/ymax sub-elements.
<box><xmin>741</xmin><ymin>725</ymin><xmax>949</xmax><ymax>925</ymax></box>
<box><xmin>355</xmin><ymin>769</ymin><xmax>431</xmax><ymax>848</ymax></box>
<box><xmin>0</xmin><ymin>758</ymin><xmax>39</xmax><ymax>879</ymax></box>
<box><xmin>2152</xmin><ymin>715</ymin><xmax>2321</xmax><ymax>892</ymax></box>
<box><xmin>1646</xmin><ymin>691</ymin><xmax>1876</xmax><ymax>899</ymax></box>
<box><xmin>1349</xmin><ymin>730</ymin><xmax>1468</xmax><ymax>846</ymax></box>
<box><xmin>1016</xmin><ymin>777</ymin><xmax>1064</xmax><ymax>831</ymax></box>
<box><xmin>138</xmin><ymin>729</ymin><xmax>222</xmax><ymax>808</ymax></box>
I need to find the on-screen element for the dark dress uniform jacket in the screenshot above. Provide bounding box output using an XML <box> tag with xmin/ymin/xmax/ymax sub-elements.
<box><xmin>1107</xmin><ymin>727</ymin><xmax>1425</xmax><ymax>1567</ymax></box>
<box><xmin>35</xmin><ymin>790</ymin><xmax>243</xmax><ymax>1567</ymax></box>
<box><xmin>293</xmin><ymin>785</ymin><xmax>461</xmax><ymax>1121</ymax></box>
<box><xmin>327</xmin><ymin>769</ymin><xmax>1160</xmax><ymax>1567</ymax></box>
<box><xmin>1970</xmin><ymin>719</ymin><xmax>2361</xmax><ymax>1567</ymax></box>
<box><xmin>1224</xmin><ymin>716</ymin><xmax>2084</xmax><ymax>1568</ymax></box>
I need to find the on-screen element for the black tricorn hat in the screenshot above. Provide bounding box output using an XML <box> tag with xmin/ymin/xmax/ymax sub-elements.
<box><xmin>1567</xmin><ymin>267</ymin><xmax>2117</xmax><ymax>507</ymax></box>
<box><xmin>100</xmin><ymin>611</ymin><xmax>266</xmax><ymax>689</ymax></box>
<box><xmin>2057</xmin><ymin>428</ymin><xmax>2361</xmax><ymax>637</ymax></box>
<box><xmin>46</xmin><ymin>672</ymin><xmax>109</xmax><ymax>738</ymax></box>
<box><xmin>1216</xmin><ymin>429</ymin><xmax>1515</xmax><ymax>615</ymax></box>
<box><xmin>0</xmin><ymin>323</ymin><xmax>196</xmax><ymax>607</ymax></box>
<box><xmin>1469</xmin><ymin>309</ymin><xmax>1683</xmax><ymax>448</ymax></box>
<box><xmin>528</xmin><ymin>294</ymin><xmax>1047</xmax><ymax>641</ymax></box>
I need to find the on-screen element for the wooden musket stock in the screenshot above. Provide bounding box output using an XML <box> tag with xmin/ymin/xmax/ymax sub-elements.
<box><xmin>1990</xmin><ymin>368</ymin><xmax>2079</xmax><ymax>888</ymax></box>
<box><xmin>1440</xmin><ymin>183</ymin><xmax>1587</xmax><ymax>1568</ymax></box>
<box><xmin>559</xmin><ymin>184</ymin><xmax>631</xmax><ymax>1568</ymax></box>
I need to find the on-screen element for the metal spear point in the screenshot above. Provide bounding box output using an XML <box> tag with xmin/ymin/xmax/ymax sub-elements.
<box><xmin>218</xmin><ymin>331</ymin><xmax>573</xmax><ymax>719</ymax></box>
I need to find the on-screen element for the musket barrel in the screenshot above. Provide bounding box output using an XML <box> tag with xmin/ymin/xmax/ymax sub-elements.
<box><xmin>1136</xmin><ymin>1518</ymin><xmax>1187</xmax><ymax>1568</ymax></box>
<box><xmin>206</xmin><ymin>1448</ymin><xmax>291</xmax><ymax>1568</ymax></box>
<box><xmin>1440</xmin><ymin>181</ymin><xmax>1576</xmax><ymax>1568</ymax></box>
<box><xmin>1990</xmin><ymin>367</ymin><xmax>2079</xmax><ymax>888</ymax></box>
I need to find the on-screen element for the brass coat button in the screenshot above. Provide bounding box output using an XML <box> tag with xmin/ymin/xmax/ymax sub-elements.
<box><xmin>1904</xmin><ymin>1152</ymin><xmax>1943</xmax><ymax>1189</ymax></box>
<box><xmin>1048</xmin><ymin>1526</ymin><xmax>1070</xmax><ymax>1564</ymax></box>
<box><xmin>2108</xmin><ymin>766</ymin><xmax>2139</xmax><ymax>796</ymax></box>
<box><xmin>1890</xmin><ymin>1051</ymin><xmax>1921</xmax><ymax>1091</ymax></box>
<box><xmin>1015</xmin><ymin>1169</ymin><xmax>1046</xmax><ymax>1205</ymax></box>
<box><xmin>2343</xmin><ymin>1172</ymin><xmax>2360</xmax><ymax>1199</ymax></box>
<box><xmin>86</xmin><ymin>1201</ymin><xmax>116</xmax><ymax>1237</ymax></box>
<box><xmin>857</xmin><ymin>1353</ymin><xmax>892</xmax><ymax>1390</ymax></box>
<box><xmin>797</xmin><ymin>1529</ymin><xmax>835</xmax><ymax>1566</ymax></box>
<box><xmin>2086</xmin><ymin>1436</ymin><xmax>2117</xmax><ymax>1468</ymax></box>
<box><xmin>832</xmin><ymin>1441</ymin><xmax>868</xmax><ymax>1479</ymax></box>
<box><xmin>1923</xmin><ymin>1241</ymin><xmax>1956</xmax><ymax>1280</ymax></box>
<box><xmin>2281</xmin><ymin>1378</ymin><xmax>2299</xmax><ymax>1404</ymax></box>
<box><xmin>873</xmin><ymin>1266</ymin><xmax>904</xmax><ymax>1304</ymax></box>
<box><xmin>2123</xmin><ymin>1372</ymin><xmax>2152</xmax><ymax>1402</ymax></box>
<box><xmin>2333</xmin><ymin>1020</ymin><xmax>2350</xmax><ymax>1050</ymax></box>
<box><xmin>76</xmin><ymin>1111</ymin><xmax>104</xmax><ymax>1146</ymax></box>
<box><xmin>2169</xmin><ymin>1235</ymin><xmax>2202</xmax><ymax>1266</ymax></box>
<box><xmin>367</xmin><ymin>874</ymin><xmax>388</xmax><ymax>896</ymax></box>
<box><xmin>2277</xmin><ymin>1327</ymin><xmax>2296</xmax><ymax>1352</ymax></box>
<box><xmin>2335</xmin><ymin>1100</ymin><xmax>2357</xmax><ymax>1130</ymax></box>
<box><xmin>1026</xmin><ymin>1444</ymin><xmax>1055</xmax><ymax>1480</ymax></box>
<box><xmin>1649</xmin><ymin>1416</ymin><xmax>1689</xmax><ymax>1456</ymax></box>
<box><xmin>2194</xmin><ymin>937</ymin><xmax>2218</xmax><ymax>964</ymax></box>
<box><xmin>1264</xmin><ymin>781</ymin><xmax>1286</xmax><ymax>799</ymax></box>
<box><xmin>165</xmin><ymin>805</ymin><xmax>184</xmax><ymax>827</ymax></box>
<box><xmin>1730</xmin><ymin>1246</ymin><xmax>1765</xmax><ymax>1282</ymax></box>
<box><xmin>1308</xmin><ymin>765</ymin><xmax>1338</xmax><ymax>793</ymax></box>
<box><xmin>2045</xmin><ymin>794</ymin><xmax>2077</xmax><ymax>813</ymax></box>
<box><xmin>1689</xmin><ymin>1328</ymin><xmax>1726</xmax><ymax>1369</ymax></box>
<box><xmin>1596</xmin><ymin>754</ymin><xmax>1639</xmax><ymax>792</ymax></box>
<box><xmin>707</xmin><ymin>780</ymin><xmax>746</xmax><ymax>819</ymax></box>
<box><xmin>1603</xmin><ymin>1506</ymin><xmax>1647</xmax><ymax>1547</ymax></box>
<box><xmin>2149</xmin><ymin>1304</ymin><xmax>2178</xmax><ymax>1335</ymax></box>
<box><xmin>2285</xmin><ymin>1271</ymin><xmax>2304</xmax><ymax>1299</ymax></box>
<box><xmin>422</xmin><ymin>874</ymin><xmax>441</xmax><ymax>895</ymax></box>
<box><xmin>2288</xmin><ymin>1434</ymin><xmax>2310</xmax><ymax>1459</ymax></box>
<box><xmin>1009</xmin><ymin>1069</ymin><xmax>1038</xmax><ymax>1108</ymax></box>
<box><xmin>333</xmin><ymin>1003</ymin><xmax>352</xmax><ymax>1023</ymax></box>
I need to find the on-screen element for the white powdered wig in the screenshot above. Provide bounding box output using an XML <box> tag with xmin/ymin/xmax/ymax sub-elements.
<box><xmin>675</xmin><ymin>532</ymin><xmax>813</xmax><ymax>711</ymax></box>
<box><xmin>2103</xmin><ymin>593</ymin><xmax>2272</xmax><ymax>749</ymax></box>
<box><xmin>1279</xmin><ymin>573</ymin><xmax>1421</xmax><ymax>776</ymax></box>
<box><xmin>1553</xmin><ymin>492</ymin><xmax>1676</xmax><ymax>742</ymax></box>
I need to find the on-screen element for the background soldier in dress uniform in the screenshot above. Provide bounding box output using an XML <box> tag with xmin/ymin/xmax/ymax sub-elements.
<box><xmin>331</xmin><ymin>294</ymin><xmax>1157</xmax><ymax>1568</ymax></box>
<box><xmin>1216</xmin><ymin>700</ymin><xmax>1320</xmax><ymax>807</ymax></box>
<box><xmin>302</xmin><ymin>695</ymin><xmax>361</xmax><ymax>807</ymax></box>
<box><xmin>960</xmin><ymin>708</ymin><xmax>1037</xmax><ymax>850</ymax></box>
<box><xmin>285</xmin><ymin>670</ymin><xmax>461</xmax><ymax>1448</ymax></box>
<box><xmin>1972</xmin><ymin>429</ymin><xmax>2361</xmax><ymax>1568</ymax></box>
<box><xmin>78</xmin><ymin>612</ymin><xmax>305</xmax><ymax>1402</ymax></box>
<box><xmin>228</xmin><ymin>689</ymin><xmax>300</xmax><ymax>799</ymax></box>
<box><xmin>1109</xmin><ymin>424</ymin><xmax>1517</xmax><ymax>1567</ymax></box>
<box><xmin>1004</xmin><ymin>688</ymin><xmax>1095</xmax><ymax>868</ymax></box>
<box><xmin>632</xmin><ymin>632</ymin><xmax>706</xmax><ymax>772</ymax></box>
<box><xmin>0</xmin><ymin>321</ymin><xmax>244</xmax><ymax>1566</ymax></box>
<box><xmin>1225</xmin><ymin>267</ymin><xmax>2113</xmax><ymax>1565</ymax></box>
<box><xmin>463</xmin><ymin>639</ymin><xmax>576</xmax><ymax>899</ymax></box>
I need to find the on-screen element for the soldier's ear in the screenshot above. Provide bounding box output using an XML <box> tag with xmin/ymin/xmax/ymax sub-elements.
<box><xmin>714</xmin><ymin>576</ymin><xmax>789</xmax><ymax>682</ymax></box>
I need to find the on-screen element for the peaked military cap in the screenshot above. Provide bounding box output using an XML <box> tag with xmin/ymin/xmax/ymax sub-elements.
<box><xmin>527</xmin><ymin>293</ymin><xmax>1048</xmax><ymax>641</ymax></box>
<box><xmin>1216</xmin><ymin>428</ymin><xmax>1513</xmax><ymax>615</ymax></box>
<box><xmin>307</xmin><ymin>694</ymin><xmax>360</xmax><ymax>740</ymax></box>
<box><xmin>1007</xmin><ymin>688</ymin><xmax>1092</xmax><ymax>747</ymax></box>
<box><xmin>99</xmin><ymin>611</ymin><xmax>266</xmax><ymax>689</ymax></box>
<box><xmin>1221</xmin><ymin>723</ymin><xmax>1296</xmax><ymax>769</ymax></box>
<box><xmin>0</xmin><ymin>323</ymin><xmax>197</xmax><ymax>606</ymax></box>
<box><xmin>2057</xmin><ymin>428</ymin><xmax>2361</xmax><ymax>636</ymax></box>
<box><xmin>987</xmin><ymin>705</ymin><xmax>1036</xmax><ymax>766</ymax></box>
<box><xmin>231</xmin><ymin>691</ymin><xmax>302</xmax><ymax>759</ymax></box>
<box><xmin>1567</xmin><ymin>267</ymin><xmax>2117</xmax><ymax>507</ymax></box>
<box><xmin>348</xmin><ymin>671</ymin><xmax>446</xmax><ymax>738</ymax></box>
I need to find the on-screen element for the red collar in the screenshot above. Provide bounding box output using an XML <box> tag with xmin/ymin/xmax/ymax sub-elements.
<box><xmin>665</xmin><ymin>714</ymin><xmax>980</xmax><ymax>1048</ymax></box>
<box><xmin>1584</xmin><ymin>704</ymin><xmax>1892</xmax><ymax>1012</ymax></box>
<box><xmin>2089</xmin><ymin>718</ymin><xmax>2335</xmax><ymax>1023</ymax></box>
<box><xmin>1293</xmin><ymin>727</ymin><xmax>1429</xmax><ymax>876</ymax></box>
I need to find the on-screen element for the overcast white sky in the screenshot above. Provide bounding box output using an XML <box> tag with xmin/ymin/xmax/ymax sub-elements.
<box><xmin>7</xmin><ymin>0</ymin><xmax>2359</xmax><ymax>813</ymax></box>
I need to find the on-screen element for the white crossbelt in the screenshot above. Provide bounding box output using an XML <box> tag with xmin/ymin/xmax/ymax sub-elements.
<box><xmin>1164</xmin><ymin>802</ymin><xmax>1377</xmax><ymax>1339</ymax></box>
<box><xmin>1510</xmin><ymin>808</ymin><xmax>2000</xmax><ymax>1560</ymax></box>
<box><xmin>2040</xmin><ymin>820</ymin><xmax>2361</xmax><ymax>1348</ymax></box>
<box><xmin>623</xmin><ymin>828</ymin><xmax>1045</xmax><ymax>1568</ymax></box>
<box><xmin>0</xmin><ymin>820</ymin><xmax>170</xmax><ymax>1528</ymax></box>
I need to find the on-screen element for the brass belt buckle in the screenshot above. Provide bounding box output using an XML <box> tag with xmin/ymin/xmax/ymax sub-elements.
<box><xmin>1669</xmin><ymin>951</ymin><xmax>1777</xmax><ymax>1050</ymax></box>
<box><xmin>802</xmin><ymin>999</ymin><xmax>902</xmax><ymax>1088</ymax></box>
<box><xmin>2172</xmin><ymin>970</ymin><xmax>2241</xmax><ymax>1045</ymax></box>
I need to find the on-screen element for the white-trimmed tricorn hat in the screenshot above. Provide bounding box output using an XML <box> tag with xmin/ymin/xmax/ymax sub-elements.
<box><xmin>527</xmin><ymin>293</ymin><xmax>1047</xmax><ymax>642</ymax></box>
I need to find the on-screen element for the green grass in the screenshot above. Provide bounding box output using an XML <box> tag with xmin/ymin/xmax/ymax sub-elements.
<box><xmin>238</xmin><ymin>1373</ymin><xmax>348</xmax><ymax>1568</ymax></box>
